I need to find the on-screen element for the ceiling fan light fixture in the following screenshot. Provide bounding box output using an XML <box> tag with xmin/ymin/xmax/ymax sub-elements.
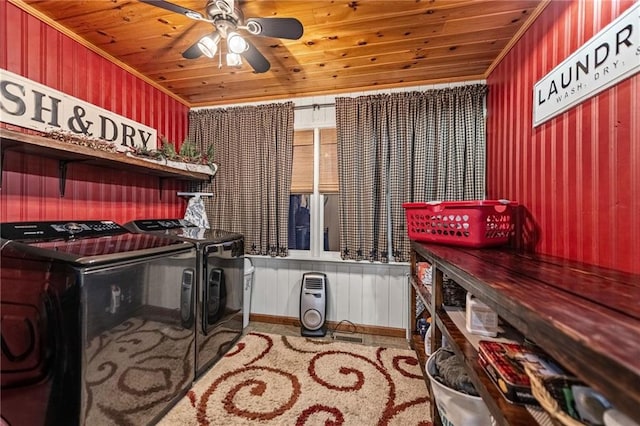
<box><xmin>215</xmin><ymin>0</ymin><xmax>234</xmax><ymax>15</ymax></box>
<box><xmin>226</xmin><ymin>52</ymin><xmax>243</xmax><ymax>67</ymax></box>
<box><xmin>198</xmin><ymin>33</ymin><xmax>220</xmax><ymax>58</ymax></box>
<box><xmin>141</xmin><ymin>0</ymin><xmax>303</xmax><ymax>73</ymax></box>
<box><xmin>245</xmin><ymin>20</ymin><xmax>262</xmax><ymax>35</ymax></box>
<box><xmin>227</xmin><ymin>32</ymin><xmax>249</xmax><ymax>54</ymax></box>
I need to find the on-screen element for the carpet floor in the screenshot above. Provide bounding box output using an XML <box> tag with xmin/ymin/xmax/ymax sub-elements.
<box><xmin>159</xmin><ymin>332</ymin><xmax>432</xmax><ymax>425</ymax></box>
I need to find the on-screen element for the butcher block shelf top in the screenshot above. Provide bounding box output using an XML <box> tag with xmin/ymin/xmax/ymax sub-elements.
<box><xmin>0</xmin><ymin>127</ymin><xmax>212</xmax><ymax>181</ymax></box>
<box><xmin>411</xmin><ymin>241</ymin><xmax>640</xmax><ymax>422</ymax></box>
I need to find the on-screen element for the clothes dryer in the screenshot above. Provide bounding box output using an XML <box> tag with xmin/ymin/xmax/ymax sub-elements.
<box><xmin>0</xmin><ymin>220</ymin><xmax>196</xmax><ymax>426</ymax></box>
<box><xmin>125</xmin><ymin>219</ymin><xmax>244</xmax><ymax>378</ymax></box>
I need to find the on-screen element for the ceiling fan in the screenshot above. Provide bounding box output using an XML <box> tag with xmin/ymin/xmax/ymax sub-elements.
<box><xmin>140</xmin><ymin>0</ymin><xmax>304</xmax><ymax>73</ymax></box>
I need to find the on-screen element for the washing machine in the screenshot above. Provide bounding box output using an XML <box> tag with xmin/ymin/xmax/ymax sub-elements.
<box><xmin>125</xmin><ymin>219</ymin><xmax>244</xmax><ymax>379</ymax></box>
<box><xmin>0</xmin><ymin>220</ymin><xmax>197</xmax><ymax>426</ymax></box>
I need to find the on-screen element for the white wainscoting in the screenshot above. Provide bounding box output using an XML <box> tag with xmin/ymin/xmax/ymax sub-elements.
<box><xmin>248</xmin><ymin>257</ymin><xmax>410</xmax><ymax>330</ymax></box>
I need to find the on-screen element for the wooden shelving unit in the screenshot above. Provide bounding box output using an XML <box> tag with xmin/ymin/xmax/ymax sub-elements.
<box><xmin>0</xmin><ymin>128</ymin><xmax>213</xmax><ymax>195</ymax></box>
<box><xmin>408</xmin><ymin>241</ymin><xmax>640</xmax><ymax>426</ymax></box>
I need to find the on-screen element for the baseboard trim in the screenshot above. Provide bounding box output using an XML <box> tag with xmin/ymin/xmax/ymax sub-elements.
<box><xmin>249</xmin><ymin>313</ymin><xmax>405</xmax><ymax>338</ymax></box>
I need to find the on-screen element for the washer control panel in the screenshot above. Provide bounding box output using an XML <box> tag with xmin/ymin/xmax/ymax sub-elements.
<box><xmin>1</xmin><ymin>221</ymin><xmax>127</xmax><ymax>241</ymax></box>
<box><xmin>128</xmin><ymin>219</ymin><xmax>195</xmax><ymax>232</ymax></box>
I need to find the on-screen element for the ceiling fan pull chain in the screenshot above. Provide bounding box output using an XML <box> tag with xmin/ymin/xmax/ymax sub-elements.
<box><xmin>218</xmin><ymin>46</ymin><xmax>223</xmax><ymax>69</ymax></box>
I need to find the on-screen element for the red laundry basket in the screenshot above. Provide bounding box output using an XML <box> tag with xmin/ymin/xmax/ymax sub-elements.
<box><xmin>403</xmin><ymin>200</ymin><xmax>516</xmax><ymax>248</ymax></box>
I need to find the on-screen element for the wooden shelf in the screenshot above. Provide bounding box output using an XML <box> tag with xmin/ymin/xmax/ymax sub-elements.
<box><xmin>436</xmin><ymin>308</ymin><xmax>539</xmax><ymax>426</ymax></box>
<box><xmin>411</xmin><ymin>333</ymin><xmax>428</xmax><ymax>374</ymax></box>
<box><xmin>410</xmin><ymin>276</ymin><xmax>433</xmax><ymax>311</ymax></box>
<box><xmin>410</xmin><ymin>241</ymin><xmax>640</xmax><ymax>424</ymax></box>
<box><xmin>0</xmin><ymin>128</ymin><xmax>213</xmax><ymax>193</ymax></box>
<box><xmin>411</xmin><ymin>268</ymin><xmax>540</xmax><ymax>425</ymax></box>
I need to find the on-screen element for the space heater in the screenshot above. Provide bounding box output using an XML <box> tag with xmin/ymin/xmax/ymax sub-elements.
<box><xmin>300</xmin><ymin>272</ymin><xmax>327</xmax><ymax>337</ymax></box>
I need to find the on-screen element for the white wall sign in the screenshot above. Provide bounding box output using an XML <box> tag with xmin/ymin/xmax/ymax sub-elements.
<box><xmin>533</xmin><ymin>2</ymin><xmax>640</xmax><ymax>127</ymax></box>
<box><xmin>0</xmin><ymin>69</ymin><xmax>157</xmax><ymax>150</ymax></box>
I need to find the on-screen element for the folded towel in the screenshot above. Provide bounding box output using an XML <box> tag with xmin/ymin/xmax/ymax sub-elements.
<box><xmin>184</xmin><ymin>195</ymin><xmax>210</xmax><ymax>229</ymax></box>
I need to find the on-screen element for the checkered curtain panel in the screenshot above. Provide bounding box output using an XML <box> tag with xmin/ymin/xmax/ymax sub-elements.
<box><xmin>188</xmin><ymin>103</ymin><xmax>294</xmax><ymax>256</ymax></box>
<box><xmin>336</xmin><ymin>85</ymin><xmax>487</xmax><ymax>262</ymax></box>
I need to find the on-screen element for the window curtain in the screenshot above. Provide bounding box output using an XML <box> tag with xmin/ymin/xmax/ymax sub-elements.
<box><xmin>188</xmin><ymin>102</ymin><xmax>294</xmax><ymax>256</ymax></box>
<box><xmin>335</xmin><ymin>84</ymin><xmax>487</xmax><ymax>263</ymax></box>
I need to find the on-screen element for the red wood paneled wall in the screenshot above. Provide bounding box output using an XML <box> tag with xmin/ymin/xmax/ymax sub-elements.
<box><xmin>487</xmin><ymin>0</ymin><xmax>639</xmax><ymax>273</ymax></box>
<box><xmin>1</xmin><ymin>2</ymin><xmax>191</xmax><ymax>224</ymax></box>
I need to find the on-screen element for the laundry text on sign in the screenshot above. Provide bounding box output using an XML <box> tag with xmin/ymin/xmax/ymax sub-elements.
<box><xmin>533</xmin><ymin>2</ymin><xmax>639</xmax><ymax>127</ymax></box>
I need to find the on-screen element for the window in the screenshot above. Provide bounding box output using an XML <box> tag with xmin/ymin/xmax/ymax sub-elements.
<box><xmin>323</xmin><ymin>194</ymin><xmax>340</xmax><ymax>251</ymax></box>
<box><xmin>289</xmin><ymin>128</ymin><xmax>340</xmax><ymax>255</ymax></box>
<box><xmin>288</xmin><ymin>194</ymin><xmax>311</xmax><ymax>250</ymax></box>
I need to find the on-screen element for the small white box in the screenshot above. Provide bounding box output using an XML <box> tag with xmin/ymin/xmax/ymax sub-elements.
<box><xmin>465</xmin><ymin>292</ymin><xmax>498</xmax><ymax>337</ymax></box>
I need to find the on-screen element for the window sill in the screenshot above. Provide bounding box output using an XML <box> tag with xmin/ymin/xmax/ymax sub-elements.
<box><xmin>247</xmin><ymin>251</ymin><xmax>409</xmax><ymax>267</ymax></box>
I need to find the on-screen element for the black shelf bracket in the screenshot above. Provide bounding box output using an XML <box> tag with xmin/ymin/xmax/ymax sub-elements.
<box><xmin>58</xmin><ymin>160</ymin><xmax>85</xmax><ymax>197</ymax></box>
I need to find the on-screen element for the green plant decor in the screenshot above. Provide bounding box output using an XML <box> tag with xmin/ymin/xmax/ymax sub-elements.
<box><xmin>204</xmin><ymin>144</ymin><xmax>216</xmax><ymax>173</ymax></box>
<box><xmin>160</xmin><ymin>137</ymin><xmax>178</xmax><ymax>161</ymax></box>
<box><xmin>130</xmin><ymin>144</ymin><xmax>164</xmax><ymax>160</ymax></box>
<box><xmin>179</xmin><ymin>139</ymin><xmax>201</xmax><ymax>163</ymax></box>
<box><xmin>205</xmin><ymin>144</ymin><xmax>215</xmax><ymax>163</ymax></box>
<box><xmin>128</xmin><ymin>135</ymin><xmax>216</xmax><ymax>174</ymax></box>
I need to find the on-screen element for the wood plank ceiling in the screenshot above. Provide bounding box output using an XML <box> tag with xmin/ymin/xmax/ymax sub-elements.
<box><xmin>13</xmin><ymin>0</ymin><xmax>547</xmax><ymax>107</ymax></box>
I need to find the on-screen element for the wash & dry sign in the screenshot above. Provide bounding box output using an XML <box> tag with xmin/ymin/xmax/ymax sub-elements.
<box><xmin>0</xmin><ymin>69</ymin><xmax>157</xmax><ymax>150</ymax></box>
<box><xmin>533</xmin><ymin>2</ymin><xmax>639</xmax><ymax>127</ymax></box>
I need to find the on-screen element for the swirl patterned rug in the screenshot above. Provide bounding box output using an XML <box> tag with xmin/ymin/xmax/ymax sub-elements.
<box><xmin>159</xmin><ymin>332</ymin><xmax>432</xmax><ymax>425</ymax></box>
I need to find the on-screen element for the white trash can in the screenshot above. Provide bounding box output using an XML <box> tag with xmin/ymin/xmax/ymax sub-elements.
<box><xmin>426</xmin><ymin>348</ymin><xmax>493</xmax><ymax>426</ymax></box>
<box><xmin>243</xmin><ymin>257</ymin><xmax>255</xmax><ymax>329</ymax></box>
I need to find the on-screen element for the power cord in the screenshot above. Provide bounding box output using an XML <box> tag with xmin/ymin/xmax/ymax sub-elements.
<box><xmin>329</xmin><ymin>319</ymin><xmax>357</xmax><ymax>339</ymax></box>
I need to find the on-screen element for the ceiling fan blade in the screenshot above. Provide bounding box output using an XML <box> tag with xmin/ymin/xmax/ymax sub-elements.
<box><xmin>246</xmin><ymin>17</ymin><xmax>304</xmax><ymax>40</ymax></box>
<box><xmin>182</xmin><ymin>41</ymin><xmax>203</xmax><ymax>59</ymax></box>
<box><xmin>241</xmin><ymin>40</ymin><xmax>270</xmax><ymax>73</ymax></box>
<box><xmin>139</xmin><ymin>0</ymin><xmax>206</xmax><ymax>21</ymax></box>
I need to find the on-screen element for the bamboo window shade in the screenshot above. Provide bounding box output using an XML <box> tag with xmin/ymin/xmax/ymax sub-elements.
<box><xmin>291</xmin><ymin>128</ymin><xmax>338</xmax><ymax>193</ymax></box>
